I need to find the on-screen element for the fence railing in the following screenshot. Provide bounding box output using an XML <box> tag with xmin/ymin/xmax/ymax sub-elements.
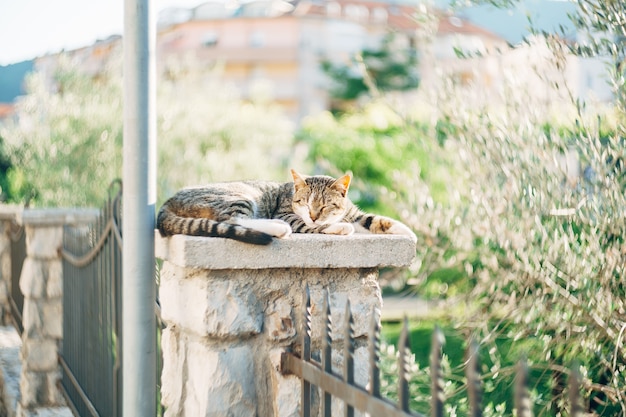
<box><xmin>57</xmin><ymin>182</ymin><xmax>164</xmax><ymax>417</ymax></box>
<box><xmin>281</xmin><ymin>285</ymin><xmax>584</xmax><ymax>417</ymax></box>
<box><xmin>60</xmin><ymin>181</ymin><xmax>123</xmax><ymax>417</ymax></box>
<box><xmin>8</xmin><ymin>221</ymin><xmax>25</xmax><ymax>334</ymax></box>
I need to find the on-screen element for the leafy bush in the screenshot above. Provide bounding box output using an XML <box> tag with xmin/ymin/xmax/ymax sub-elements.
<box><xmin>297</xmin><ymin>103</ymin><xmax>454</xmax><ymax>215</ymax></box>
<box><xmin>303</xmin><ymin>2</ymin><xmax>626</xmax><ymax>414</ymax></box>
<box><xmin>0</xmin><ymin>51</ymin><xmax>295</xmax><ymax>207</ymax></box>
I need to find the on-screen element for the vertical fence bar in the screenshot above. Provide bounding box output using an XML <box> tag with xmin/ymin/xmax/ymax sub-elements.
<box><xmin>398</xmin><ymin>316</ymin><xmax>411</xmax><ymax>413</ymax></box>
<box><xmin>343</xmin><ymin>300</ymin><xmax>355</xmax><ymax>417</ymax></box>
<box><xmin>569</xmin><ymin>364</ymin><xmax>582</xmax><ymax>417</ymax></box>
<box><xmin>515</xmin><ymin>359</ymin><xmax>533</xmax><ymax>417</ymax></box>
<box><xmin>114</xmin><ymin>190</ymin><xmax>123</xmax><ymax>417</ymax></box>
<box><xmin>466</xmin><ymin>339</ymin><xmax>482</xmax><ymax>417</ymax></box>
<box><xmin>321</xmin><ymin>290</ymin><xmax>332</xmax><ymax>417</ymax></box>
<box><xmin>368</xmin><ymin>305</ymin><xmax>381</xmax><ymax>399</ymax></box>
<box><xmin>430</xmin><ymin>326</ymin><xmax>445</xmax><ymax>417</ymax></box>
<box><xmin>9</xmin><ymin>224</ymin><xmax>25</xmax><ymax>334</ymax></box>
<box><xmin>301</xmin><ymin>285</ymin><xmax>312</xmax><ymax>417</ymax></box>
<box><xmin>123</xmin><ymin>0</ymin><xmax>157</xmax><ymax>414</ymax></box>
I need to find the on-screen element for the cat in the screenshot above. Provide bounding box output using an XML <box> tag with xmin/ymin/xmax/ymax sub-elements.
<box><xmin>156</xmin><ymin>169</ymin><xmax>417</xmax><ymax>245</ymax></box>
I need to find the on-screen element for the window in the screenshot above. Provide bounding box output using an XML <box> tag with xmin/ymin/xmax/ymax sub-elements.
<box><xmin>326</xmin><ymin>2</ymin><xmax>341</xmax><ymax>17</ymax></box>
<box><xmin>345</xmin><ymin>4</ymin><xmax>368</xmax><ymax>21</ymax></box>
<box><xmin>372</xmin><ymin>7</ymin><xmax>387</xmax><ymax>23</ymax></box>
<box><xmin>202</xmin><ymin>32</ymin><xmax>219</xmax><ymax>47</ymax></box>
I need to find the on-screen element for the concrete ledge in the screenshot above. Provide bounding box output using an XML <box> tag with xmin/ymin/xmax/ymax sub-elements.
<box><xmin>0</xmin><ymin>206</ymin><xmax>22</xmax><ymax>222</ymax></box>
<box><xmin>155</xmin><ymin>232</ymin><xmax>416</xmax><ymax>269</ymax></box>
<box><xmin>17</xmin><ymin>209</ymin><xmax>99</xmax><ymax>227</ymax></box>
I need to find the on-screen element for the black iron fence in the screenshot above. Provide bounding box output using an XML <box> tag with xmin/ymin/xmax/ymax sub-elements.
<box><xmin>8</xmin><ymin>221</ymin><xmax>25</xmax><ymax>334</ymax></box>
<box><xmin>281</xmin><ymin>285</ymin><xmax>584</xmax><ymax>417</ymax></box>
<box><xmin>61</xmin><ymin>181</ymin><xmax>123</xmax><ymax>417</ymax></box>
<box><xmin>59</xmin><ymin>181</ymin><xmax>164</xmax><ymax>417</ymax></box>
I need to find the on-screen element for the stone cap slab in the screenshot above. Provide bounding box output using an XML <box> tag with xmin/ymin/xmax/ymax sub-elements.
<box><xmin>155</xmin><ymin>232</ymin><xmax>416</xmax><ymax>270</ymax></box>
<box><xmin>0</xmin><ymin>205</ymin><xmax>23</xmax><ymax>221</ymax></box>
<box><xmin>17</xmin><ymin>208</ymin><xmax>99</xmax><ymax>226</ymax></box>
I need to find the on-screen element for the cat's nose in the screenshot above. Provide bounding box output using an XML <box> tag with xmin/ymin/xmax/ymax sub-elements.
<box><xmin>310</xmin><ymin>212</ymin><xmax>318</xmax><ymax>221</ymax></box>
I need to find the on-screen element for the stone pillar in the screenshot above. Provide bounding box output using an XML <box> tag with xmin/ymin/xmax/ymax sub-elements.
<box><xmin>156</xmin><ymin>233</ymin><xmax>415</xmax><ymax>417</ymax></box>
<box><xmin>15</xmin><ymin>209</ymin><xmax>98</xmax><ymax>416</ymax></box>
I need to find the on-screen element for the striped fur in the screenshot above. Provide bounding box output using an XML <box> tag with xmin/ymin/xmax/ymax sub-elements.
<box><xmin>156</xmin><ymin>169</ymin><xmax>417</xmax><ymax>245</ymax></box>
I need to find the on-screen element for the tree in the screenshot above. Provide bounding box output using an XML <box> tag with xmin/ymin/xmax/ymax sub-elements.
<box><xmin>0</xmin><ymin>51</ymin><xmax>296</xmax><ymax>207</ymax></box>
<box><xmin>321</xmin><ymin>33</ymin><xmax>419</xmax><ymax>103</ymax></box>
<box><xmin>393</xmin><ymin>2</ymin><xmax>626</xmax><ymax>414</ymax></box>
<box><xmin>304</xmin><ymin>2</ymin><xmax>626</xmax><ymax>414</ymax></box>
<box><xmin>0</xmin><ymin>55</ymin><xmax>123</xmax><ymax>206</ymax></box>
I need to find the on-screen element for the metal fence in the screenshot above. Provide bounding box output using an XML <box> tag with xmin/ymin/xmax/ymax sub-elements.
<box><xmin>281</xmin><ymin>285</ymin><xmax>584</xmax><ymax>417</ymax></box>
<box><xmin>61</xmin><ymin>181</ymin><xmax>124</xmax><ymax>417</ymax></box>
<box><xmin>8</xmin><ymin>221</ymin><xmax>25</xmax><ymax>334</ymax></box>
<box><xmin>59</xmin><ymin>182</ymin><xmax>164</xmax><ymax>417</ymax></box>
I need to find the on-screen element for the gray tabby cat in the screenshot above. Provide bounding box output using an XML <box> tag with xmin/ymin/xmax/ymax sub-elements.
<box><xmin>157</xmin><ymin>169</ymin><xmax>417</xmax><ymax>245</ymax></box>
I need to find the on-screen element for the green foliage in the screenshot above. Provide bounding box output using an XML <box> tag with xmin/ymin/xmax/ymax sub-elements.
<box><xmin>321</xmin><ymin>33</ymin><xmax>419</xmax><ymax>102</ymax></box>
<box><xmin>0</xmin><ymin>55</ymin><xmax>123</xmax><ymax>206</ymax></box>
<box><xmin>568</xmin><ymin>0</ymin><xmax>626</xmax><ymax>117</ymax></box>
<box><xmin>156</xmin><ymin>58</ymin><xmax>295</xmax><ymax>205</ymax></box>
<box><xmin>304</xmin><ymin>2</ymin><xmax>626</xmax><ymax>414</ymax></box>
<box><xmin>0</xmin><ymin>51</ymin><xmax>295</xmax><ymax>207</ymax></box>
<box><xmin>380</xmin><ymin>319</ymin><xmax>552</xmax><ymax>416</ymax></box>
<box><xmin>297</xmin><ymin>104</ymin><xmax>453</xmax><ymax>215</ymax></box>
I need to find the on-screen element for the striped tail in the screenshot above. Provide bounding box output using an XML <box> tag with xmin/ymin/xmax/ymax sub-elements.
<box><xmin>156</xmin><ymin>209</ymin><xmax>273</xmax><ymax>245</ymax></box>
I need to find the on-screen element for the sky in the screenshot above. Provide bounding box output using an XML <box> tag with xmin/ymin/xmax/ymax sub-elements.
<box><xmin>0</xmin><ymin>0</ymin><xmax>202</xmax><ymax>66</ymax></box>
<box><xmin>0</xmin><ymin>0</ymin><xmax>576</xmax><ymax>66</ymax></box>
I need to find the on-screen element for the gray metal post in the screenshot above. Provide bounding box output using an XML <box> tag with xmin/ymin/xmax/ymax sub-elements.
<box><xmin>123</xmin><ymin>0</ymin><xmax>157</xmax><ymax>415</ymax></box>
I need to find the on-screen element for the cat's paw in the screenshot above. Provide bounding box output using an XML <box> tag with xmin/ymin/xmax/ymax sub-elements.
<box><xmin>387</xmin><ymin>222</ymin><xmax>417</xmax><ymax>244</ymax></box>
<box><xmin>236</xmin><ymin>218</ymin><xmax>291</xmax><ymax>238</ymax></box>
<box><xmin>322</xmin><ymin>222</ymin><xmax>355</xmax><ymax>236</ymax></box>
<box><xmin>266</xmin><ymin>220</ymin><xmax>292</xmax><ymax>239</ymax></box>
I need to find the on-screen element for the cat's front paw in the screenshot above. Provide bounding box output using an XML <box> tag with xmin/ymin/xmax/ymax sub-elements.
<box><xmin>267</xmin><ymin>220</ymin><xmax>292</xmax><ymax>239</ymax></box>
<box><xmin>322</xmin><ymin>222</ymin><xmax>355</xmax><ymax>236</ymax></box>
<box><xmin>388</xmin><ymin>222</ymin><xmax>417</xmax><ymax>244</ymax></box>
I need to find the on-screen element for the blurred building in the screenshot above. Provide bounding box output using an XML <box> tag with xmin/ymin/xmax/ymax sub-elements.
<box><xmin>5</xmin><ymin>0</ymin><xmax>613</xmax><ymax>123</ymax></box>
<box><xmin>155</xmin><ymin>0</ymin><xmax>508</xmax><ymax>121</ymax></box>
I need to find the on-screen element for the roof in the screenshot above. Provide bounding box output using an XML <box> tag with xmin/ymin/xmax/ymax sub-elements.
<box><xmin>158</xmin><ymin>0</ymin><xmax>507</xmax><ymax>42</ymax></box>
<box><xmin>0</xmin><ymin>103</ymin><xmax>15</xmax><ymax>119</ymax></box>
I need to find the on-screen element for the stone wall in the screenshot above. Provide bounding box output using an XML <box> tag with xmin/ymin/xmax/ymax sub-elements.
<box><xmin>0</xmin><ymin>208</ymin><xmax>97</xmax><ymax>417</ymax></box>
<box><xmin>156</xmin><ymin>233</ymin><xmax>416</xmax><ymax>417</ymax></box>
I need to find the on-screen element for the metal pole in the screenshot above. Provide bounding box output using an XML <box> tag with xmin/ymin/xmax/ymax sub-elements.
<box><xmin>123</xmin><ymin>0</ymin><xmax>157</xmax><ymax>415</ymax></box>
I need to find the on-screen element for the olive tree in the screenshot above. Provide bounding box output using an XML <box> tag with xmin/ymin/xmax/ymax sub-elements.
<box><xmin>0</xmin><ymin>50</ymin><xmax>295</xmax><ymax>207</ymax></box>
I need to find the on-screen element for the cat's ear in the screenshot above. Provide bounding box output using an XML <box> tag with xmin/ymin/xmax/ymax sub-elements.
<box><xmin>290</xmin><ymin>169</ymin><xmax>307</xmax><ymax>191</ymax></box>
<box><xmin>332</xmin><ymin>173</ymin><xmax>351</xmax><ymax>197</ymax></box>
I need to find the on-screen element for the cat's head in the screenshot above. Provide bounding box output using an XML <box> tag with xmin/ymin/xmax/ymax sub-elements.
<box><xmin>290</xmin><ymin>169</ymin><xmax>351</xmax><ymax>226</ymax></box>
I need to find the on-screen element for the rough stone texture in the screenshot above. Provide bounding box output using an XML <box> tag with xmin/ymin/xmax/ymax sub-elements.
<box><xmin>16</xmin><ymin>407</ymin><xmax>74</xmax><ymax>417</ymax></box>
<box><xmin>156</xmin><ymin>232</ymin><xmax>416</xmax><ymax>269</ymax></box>
<box><xmin>0</xmin><ymin>325</ymin><xmax>22</xmax><ymax>417</ymax></box>
<box><xmin>23</xmin><ymin>228</ymin><xmax>62</xmax><ymax>261</ymax></box>
<box><xmin>159</xmin><ymin>264</ymin><xmax>263</xmax><ymax>339</ymax></box>
<box><xmin>268</xmin><ymin>348</ymin><xmax>300</xmax><ymax>417</ymax></box>
<box><xmin>18</xmin><ymin>225</ymin><xmax>65</xmax><ymax>411</ymax></box>
<box><xmin>20</xmin><ymin>339</ymin><xmax>58</xmax><ymax>372</ymax></box>
<box><xmin>17</xmin><ymin>209</ymin><xmax>99</xmax><ymax>228</ymax></box>
<box><xmin>12</xmin><ymin>211</ymin><xmax>97</xmax><ymax>415</ymax></box>
<box><xmin>0</xmin><ymin>211</ymin><xmax>91</xmax><ymax>417</ymax></box>
<box><xmin>158</xmin><ymin>233</ymin><xmax>415</xmax><ymax>417</ymax></box>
